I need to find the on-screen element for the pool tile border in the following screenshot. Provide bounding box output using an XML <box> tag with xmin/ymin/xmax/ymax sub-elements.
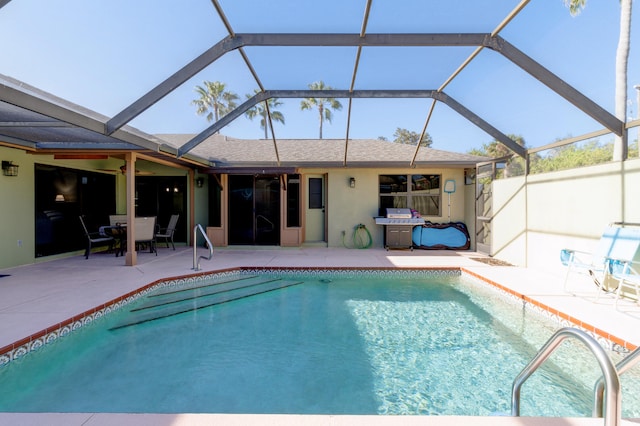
<box><xmin>0</xmin><ymin>266</ymin><xmax>635</xmax><ymax>367</ymax></box>
<box><xmin>462</xmin><ymin>268</ymin><xmax>636</xmax><ymax>354</ymax></box>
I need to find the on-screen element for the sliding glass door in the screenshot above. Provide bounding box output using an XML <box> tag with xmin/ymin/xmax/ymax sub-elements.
<box><xmin>228</xmin><ymin>175</ymin><xmax>280</xmax><ymax>245</ymax></box>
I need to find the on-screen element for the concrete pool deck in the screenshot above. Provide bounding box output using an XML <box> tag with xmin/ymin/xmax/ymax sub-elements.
<box><xmin>1</xmin><ymin>246</ymin><xmax>639</xmax><ymax>425</ymax></box>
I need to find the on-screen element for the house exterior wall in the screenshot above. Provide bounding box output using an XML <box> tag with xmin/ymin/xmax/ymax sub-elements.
<box><xmin>0</xmin><ymin>144</ymin><xmax>474</xmax><ymax>269</ymax></box>
<box><xmin>491</xmin><ymin>158</ymin><xmax>640</xmax><ymax>274</ymax></box>
<box><xmin>0</xmin><ymin>146</ymin><xmax>196</xmax><ymax>269</ymax></box>
<box><xmin>0</xmin><ymin>146</ymin><xmax>35</xmax><ymax>269</ymax></box>
<box><xmin>0</xmin><ymin>147</ymin><xmax>124</xmax><ymax>268</ymax></box>
<box><xmin>306</xmin><ymin>167</ymin><xmax>469</xmax><ymax>248</ymax></box>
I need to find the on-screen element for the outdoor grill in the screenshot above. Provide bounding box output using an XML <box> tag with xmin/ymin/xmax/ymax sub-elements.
<box><xmin>375</xmin><ymin>208</ymin><xmax>425</xmax><ymax>250</ymax></box>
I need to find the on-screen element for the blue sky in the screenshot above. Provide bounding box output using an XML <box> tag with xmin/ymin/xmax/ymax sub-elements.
<box><xmin>0</xmin><ymin>0</ymin><xmax>638</xmax><ymax>154</ymax></box>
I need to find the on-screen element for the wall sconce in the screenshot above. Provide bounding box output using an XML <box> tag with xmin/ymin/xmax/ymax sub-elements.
<box><xmin>55</xmin><ymin>194</ymin><xmax>65</xmax><ymax>202</ymax></box>
<box><xmin>2</xmin><ymin>161</ymin><xmax>19</xmax><ymax>177</ymax></box>
<box><xmin>196</xmin><ymin>177</ymin><xmax>204</xmax><ymax>188</ymax></box>
<box><xmin>349</xmin><ymin>177</ymin><xmax>356</xmax><ymax>188</ymax></box>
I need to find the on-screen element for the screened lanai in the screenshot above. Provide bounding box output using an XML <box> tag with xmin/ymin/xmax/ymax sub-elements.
<box><xmin>0</xmin><ymin>0</ymin><xmax>638</xmax><ymax>163</ymax></box>
<box><xmin>0</xmin><ymin>0</ymin><xmax>639</xmax><ymax>270</ymax></box>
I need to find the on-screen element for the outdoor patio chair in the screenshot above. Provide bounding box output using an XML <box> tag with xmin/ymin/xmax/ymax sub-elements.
<box><xmin>109</xmin><ymin>214</ymin><xmax>128</xmax><ymax>227</ymax></box>
<box><xmin>560</xmin><ymin>225</ymin><xmax>640</xmax><ymax>292</ymax></box>
<box><xmin>602</xmin><ymin>258</ymin><xmax>640</xmax><ymax>309</ymax></box>
<box><xmin>560</xmin><ymin>224</ymin><xmax>640</xmax><ymax>292</ymax></box>
<box><xmin>115</xmin><ymin>217</ymin><xmax>158</xmax><ymax>257</ymax></box>
<box><xmin>155</xmin><ymin>214</ymin><xmax>179</xmax><ymax>250</ymax></box>
<box><xmin>79</xmin><ymin>215</ymin><xmax>115</xmax><ymax>259</ymax></box>
<box><xmin>133</xmin><ymin>216</ymin><xmax>157</xmax><ymax>255</ymax></box>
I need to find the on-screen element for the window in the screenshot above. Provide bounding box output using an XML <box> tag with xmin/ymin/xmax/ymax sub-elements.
<box><xmin>286</xmin><ymin>174</ymin><xmax>301</xmax><ymax>227</ymax></box>
<box><xmin>379</xmin><ymin>174</ymin><xmax>441</xmax><ymax>216</ymax></box>
<box><xmin>35</xmin><ymin>164</ymin><xmax>115</xmax><ymax>257</ymax></box>
<box><xmin>308</xmin><ymin>177</ymin><xmax>323</xmax><ymax>209</ymax></box>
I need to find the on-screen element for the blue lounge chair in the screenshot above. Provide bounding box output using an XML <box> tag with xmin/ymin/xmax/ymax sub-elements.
<box><xmin>603</xmin><ymin>258</ymin><xmax>640</xmax><ymax>309</ymax></box>
<box><xmin>560</xmin><ymin>225</ymin><xmax>640</xmax><ymax>292</ymax></box>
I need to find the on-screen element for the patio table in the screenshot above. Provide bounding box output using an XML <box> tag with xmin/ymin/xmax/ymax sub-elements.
<box><xmin>100</xmin><ymin>225</ymin><xmax>126</xmax><ymax>257</ymax></box>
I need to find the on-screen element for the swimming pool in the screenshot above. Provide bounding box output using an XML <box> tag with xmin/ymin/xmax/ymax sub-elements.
<box><xmin>0</xmin><ymin>269</ymin><xmax>638</xmax><ymax>416</ymax></box>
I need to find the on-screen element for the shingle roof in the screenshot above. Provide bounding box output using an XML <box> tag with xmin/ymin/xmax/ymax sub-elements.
<box><xmin>157</xmin><ymin>133</ymin><xmax>487</xmax><ymax>168</ymax></box>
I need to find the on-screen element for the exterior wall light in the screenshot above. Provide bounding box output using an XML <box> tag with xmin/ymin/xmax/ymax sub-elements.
<box><xmin>196</xmin><ymin>177</ymin><xmax>204</xmax><ymax>188</ymax></box>
<box><xmin>349</xmin><ymin>177</ymin><xmax>356</xmax><ymax>188</ymax></box>
<box><xmin>2</xmin><ymin>161</ymin><xmax>19</xmax><ymax>177</ymax></box>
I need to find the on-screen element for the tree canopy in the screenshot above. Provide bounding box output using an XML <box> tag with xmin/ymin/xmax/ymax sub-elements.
<box><xmin>392</xmin><ymin>128</ymin><xmax>433</xmax><ymax>147</ymax></box>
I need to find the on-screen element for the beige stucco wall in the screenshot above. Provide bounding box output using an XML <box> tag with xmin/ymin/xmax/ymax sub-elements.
<box><xmin>303</xmin><ymin>167</ymin><xmax>469</xmax><ymax>248</ymax></box>
<box><xmin>0</xmin><ymin>143</ymin><xmax>473</xmax><ymax>268</ymax></box>
<box><xmin>491</xmin><ymin>158</ymin><xmax>640</xmax><ymax>274</ymax></box>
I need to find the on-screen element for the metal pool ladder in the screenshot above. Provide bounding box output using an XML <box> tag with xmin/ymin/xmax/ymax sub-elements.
<box><xmin>192</xmin><ymin>224</ymin><xmax>213</xmax><ymax>271</ymax></box>
<box><xmin>511</xmin><ymin>327</ymin><xmax>622</xmax><ymax>426</ymax></box>
<box><xmin>594</xmin><ymin>342</ymin><xmax>640</xmax><ymax>418</ymax></box>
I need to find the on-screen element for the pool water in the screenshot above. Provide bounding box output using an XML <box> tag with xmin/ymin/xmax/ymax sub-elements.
<box><xmin>0</xmin><ymin>271</ymin><xmax>638</xmax><ymax>416</ymax></box>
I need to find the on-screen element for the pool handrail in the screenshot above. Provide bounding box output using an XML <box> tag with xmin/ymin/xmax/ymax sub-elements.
<box><xmin>594</xmin><ymin>344</ymin><xmax>640</xmax><ymax>417</ymax></box>
<box><xmin>511</xmin><ymin>327</ymin><xmax>621</xmax><ymax>426</ymax></box>
<box><xmin>193</xmin><ymin>224</ymin><xmax>213</xmax><ymax>271</ymax></box>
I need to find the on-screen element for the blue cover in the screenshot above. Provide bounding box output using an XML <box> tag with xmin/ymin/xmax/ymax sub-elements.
<box><xmin>412</xmin><ymin>222</ymin><xmax>470</xmax><ymax>250</ymax></box>
<box><xmin>412</xmin><ymin>226</ymin><xmax>422</xmax><ymax>246</ymax></box>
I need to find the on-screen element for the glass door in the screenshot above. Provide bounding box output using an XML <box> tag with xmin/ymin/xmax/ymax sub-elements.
<box><xmin>228</xmin><ymin>175</ymin><xmax>280</xmax><ymax>245</ymax></box>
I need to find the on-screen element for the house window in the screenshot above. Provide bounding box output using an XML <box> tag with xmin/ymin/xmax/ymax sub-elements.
<box><xmin>379</xmin><ymin>174</ymin><xmax>441</xmax><ymax>216</ymax></box>
<box><xmin>286</xmin><ymin>174</ymin><xmax>301</xmax><ymax>227</ymax></box>
<box><xmin>308</xmin><ymin>177</ymin><xmax>323</xmax><ymax>209</ymax></box>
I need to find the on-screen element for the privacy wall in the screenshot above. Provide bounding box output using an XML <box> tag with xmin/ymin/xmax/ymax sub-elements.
<box><xmin>491</xmin><ymin>158</ymin><xmax>640</xmax><ymax>274</ymax></box>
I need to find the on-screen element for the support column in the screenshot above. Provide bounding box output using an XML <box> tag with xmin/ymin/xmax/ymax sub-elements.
<box><xmin>189</xmin><ymin>169</ymin><xmax>195</xmax><ymax>247</ymax></box>
<box><xmin>125</xmin><ymin>152</ymin><xmax>137</xmax><ymax>266</ymax></box>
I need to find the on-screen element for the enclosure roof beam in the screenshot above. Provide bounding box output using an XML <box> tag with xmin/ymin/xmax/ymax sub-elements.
<box><xmin>105</xmin><ymin>36</ymin><xmax>242</xmax><ymax>135</ymax></box>
<box><xmin>106</xmin><ymin>33</ymin><xmax>492</xmax><ymax>136</ymax></box>
<box><xmin>434</xmin><ymin>92</ymin><xmax>525</xmax><ymax>157</ymax></box>
<box><xmin>178</xmin><ymin>89</ymin><xmax>524</xmax><ymax>158</ymax></box>
<box><xmin>486</xmin><ymin>36</ymin><xmax>623</xmax><ymax>137</ymax></box>
<box><xmin>105</xmin><ymin>31</ymin><xmax>616</xmax><ymax>157</ymax></box>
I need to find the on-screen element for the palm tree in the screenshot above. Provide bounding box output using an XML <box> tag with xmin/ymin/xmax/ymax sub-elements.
<box><xmin>191</xmin><ymin>81</ymin><xmax>239</xmax><ymax>123</ymax></box>
<box><xmin>564</xmin><ymin>0</ymin><xmax>632</xmax><ymax>161</ymax></box>
<box><xmin>300</xmin><ymin>81</ymin><xmax>343</xmax><ymax>139</ymax></box>
<box><xmin>244</xmin><ymin>90</ymin><xmax>285</xmax><ymax>139</ymax></box>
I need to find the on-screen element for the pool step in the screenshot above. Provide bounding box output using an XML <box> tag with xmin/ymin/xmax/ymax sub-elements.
<box><xmin>110</xmin><ymin>278</ymin><xmax>303</xmax><ymax>330</ymax></box>
<box><xmin>132</xmin><ymin>276</ymin><xmax>282</xmax><ymax>311</ymax></box>
<box><xmin>148</xmin><ymin>275</ymin><xmax>259</xmax><ymax>298</ymax></box>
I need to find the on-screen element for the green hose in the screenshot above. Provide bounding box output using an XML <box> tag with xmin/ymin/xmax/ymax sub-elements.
<box><xmin>342</xmin><ymin>224</ymin><xmax>373</xmax><ymax>249</ymax></box>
